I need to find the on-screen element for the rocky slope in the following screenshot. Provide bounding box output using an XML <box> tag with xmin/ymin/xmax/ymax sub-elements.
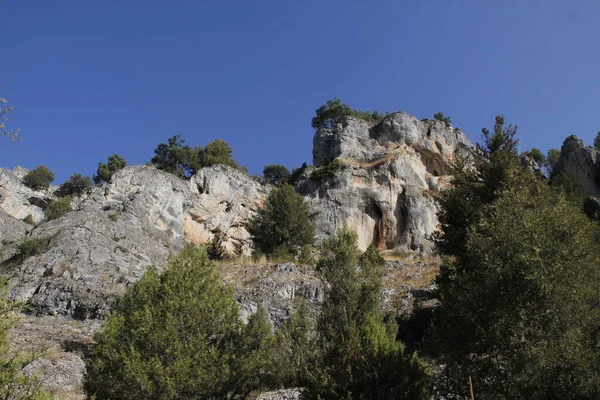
<box><xmin>0</xmin><ymin>109</ymin><xmax>466</xmax><ymax>397</ymax></box>
<box><xmin>298</xmin><ymin>112</ymin><xmax>473</xmax><ymax>251</ymax></box>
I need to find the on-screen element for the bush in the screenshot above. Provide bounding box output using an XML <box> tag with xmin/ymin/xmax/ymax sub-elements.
<box><xmin>433</xmin><ymin>111</ymin><xmax>452</xmax><ymax>127</ymax></box>
<box><xmin>545</xmin><ymin>148</ymin><xmax>561</xmax><ymax>175</ymax></box>
<box><xmin>288</xmin><ymin>162</ymin><xmax>308</xmax><ymax>186</ymax></box>
<box><xmin>310</xmin><ymin>159</ymin><xmax>347</xmax><ymax>182</ymax></box>
<box><xmin>263</xmin><ymin>164</ymin><xmax>290</xmax><ymax>186</ymax></box>
<box><xmin>151</xmin><ymin>134</ymin><xmax>200</xmax><ymax>178</ymax></box>
<box><xmin>305</xmin><ymin>229</ymin><xmax>431</xmax><ymax>399</ymax></box>
<box><xmin>312</xmin><ymin>98</ymin><xmax>384</xmax><ymax>131</ymax></box>
<box><xmin>22</xmin><ymin>214</ymin><xmax>34</xmax><ymax>225</ymax></box>
<box><xmin>84</xmin><ymin>245</ymin><xmax>275</xmax><ymax>399</ymax></box>
<box><xmin>93</xmin><ymin>154</ymin><xmax>127</xmax><ymax>184</ymax></box>
<box><xmin>199</xmin><ymin>138</ymin><xmax>240</xmax><ymax>170</ymax></box>
<box><xmin>45</xmin><ymin>196</ymin><xmax>71</xmax><ymax>221</ymax></box>
<box><xmin>22</xmin><ymin>165</ymin><xmax>54</xmax><ymax>190</ymax></box>
<box><xmin>250</xmin><ymin>184</ymin><xmax>315</xmax><ymax>254</ymax></box>
<box><xmin>432</xmin><ymin>182</ymin><xmax>600</xmax><ymax>399</ymax></box>
<box><xmin>16</xmin><ymin>237</ymin><xmax>50</xmax><ymax>259</ymax></box>
<box><xmin>60</xmin><ymin>173</ymin><xmax>92</xmax><ymax>196</ymax></box>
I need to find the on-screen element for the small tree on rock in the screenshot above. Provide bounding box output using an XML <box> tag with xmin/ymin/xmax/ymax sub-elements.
<box><xmin>263</xmin><ymin>164</ymin><xmax>290</xmax><ymax>186</ymax></box>
<box><xmin>22</xmin><ymin>166</ymin><xmax>55</xmax><ymax>190</ymax></box>
<box><xmin>93</xmin><ymin>154</ymin><xmax>127</xmax><ymax>184</ymax></box>
<box><xmin>250</xmin><ymin>184</ymin><xmax>315</xmax><ymax>254</ymax></box>
<box><xmin>306</xmin><ymin>229</ymin><xmax>431</xmax><ymax>399</ymax></box>
<box><xmin>60</xmin><ymin>173</ymin><xmax>92</xmax><ymax>196</ymax></box>
<box><xmin>199</xmin><ymin>139</ymin><xmax>239</xmax><ymax>170</ymax></box>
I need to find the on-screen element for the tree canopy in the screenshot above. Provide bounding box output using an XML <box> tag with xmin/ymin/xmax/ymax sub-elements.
<box><xmin>263</xmin><ymin>164</ymin><xmax>290</xmax><ymax>186</ymax></box>
<box><xmin>60</xmin><ymin>173</ymin><xmax>92</xmax><ymax>196</ymax></box>
<box><xmin>84</xmin><ymin>245</ymin><xmax>274</xmax><ymax>399</ymax></box>
<box><xmin>431</xmin><ymin>115</ymin><xmax>600</xmax><ymax>399</ymax></box>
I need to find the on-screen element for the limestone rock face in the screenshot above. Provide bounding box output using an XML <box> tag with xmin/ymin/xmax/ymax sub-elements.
<box><xmin>3</xmin><ymin>165</ymin><xmax>269</xmax><ymax>319</ymax></box>
<box><xmin>0</xmin><ymin>167</ymin><xmax>53</xmax><ymax>224</ymax></box>
<box><xmin>0</xmin><ymin>210</ymin><xmax>28</xmax><ymax>244</ymax></box>
<box><xmin>301</xmin><ymin>113</ymin><xmax>473</xmax><ymax>251</ymax></box>
<box><xmin>554</xmin><ymin>135</ymin><xmax>600</xmax><ymax>197</ymax></box>
<box><xmin>189</xmin><ymin>165</ymin><xmax>270</xmax><ymax>256</ymax></box>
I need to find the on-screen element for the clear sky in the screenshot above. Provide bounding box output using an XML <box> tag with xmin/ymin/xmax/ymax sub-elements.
<box><xmin>1</xmin><ymin>0</ymin><xmax>599</xmax><ymax>183</ymax></box>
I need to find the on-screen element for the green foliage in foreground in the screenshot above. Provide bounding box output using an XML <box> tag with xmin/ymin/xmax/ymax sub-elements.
<box><xmin>311</xmin><ymin>98</ymin><xmax>384</xmax><ymax>130</ymax></box>
<box><xmin>93</xmin><ymin>154</ymin><xmax>127</xmax><ymax>184</ymax></box>
<box><xmin>432</xmin><ymin>114</ymin><xmax>600</xmax><ymax>399</ymax></box>
<box><xmin>305</xmin><ymin>229</ymin><xmax>431</xmax><ymax>400</ymax></box>
<box><xmin>22</xmin><ymin>165</ymin><xmax>55</xmax><ymax>190</ymax></box>
<box><xmin>84</xmin><ymin>246</ymin><xmax>275</xmax><ymax>399</ymax></box>
<box><xmin>250</xmin><ymin>184</ymin><xmax>315</xmax><ymax>254</ymax></box>
<box><xmin>0</xmin><ymin>280</ymin><xmax>52</xmax><ymax>399</ymax></box>
<box><xmin>45</xmin><ymin>196</ymin><xmax>71</xmax><ymax>221</ymax></box>
<box><xmin>433</xmin><ymin>182</ymin><xmax>600</xmax><ymax>399</ymax></box>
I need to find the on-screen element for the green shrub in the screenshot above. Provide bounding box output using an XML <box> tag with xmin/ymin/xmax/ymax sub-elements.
<box><xmin>45</xmin><ymin>196</ymin><xmax>71</xmax><ymax>221</ymax></box>
<box><xmin>16</xmin><ymin>237</ymin><xmax>50</xmax><ymax>259</ymax></box>
<box><xmin>545</xmin><ymin>148</ymin><xmax>560</xmax><ymax>175</ymax></box>
<box><xmin>84</xmin><ymin>245</ymin><xmax>275</xmax><ymax>399</ymax></box>
<box><xmin>433</xmin><ymin>111</ymin><xmax>452</xmax><ymax>127</ymax></box>
<box><xmin>288</xmin><ymin>162</ymin><xmax>308</xmax><ymax>186</ymax></box>
<box><xmin>311</xmin><ymin>98</ymin><xmax>384</xmax><ymax>131</ymax></box>
<box><xmin>250</xmin><ymin>184</ymin><xmax>315</xmax><ymax>254</ymax></box>
<box><xmin>108</xmin><ymin>212</ymin><xmax>118</xmax><ymax>222</ymax></box>
<box><xmin>60</xmin><ymin>173</ymin><xmax>92</xmax><ymax>196</ymax></box>
<box><xmin>22</xmin><ymin>214</ymin><xmax>34</xmax><ymax>225</ymax></box>
<box><xmin>22</xmin><ymin>165</ymin><xmax>55</xmax><ymax>190</ymax></box>
<box><xmin>263</xmin><ymin>164</ymin><xmax>290</xmax><ymax>186</ymax></box>
<box><xmin>306</xmin><ymin>228</ymin><xmax>431</xmax><ymax>399</ymax></box>
<box><xmin>199</xmin><ymin>138</ymin><xmax>240</xmax><ymax>170</ymax></box>
<box><xmin>310</xmin><ymin>159</ymin><xmax>347</xmax><ymax>182</ymax></box>
<box><xmin>93</xmin><ymin>154</ymin><xmax>127</xmax><ymax>184</ymax></box>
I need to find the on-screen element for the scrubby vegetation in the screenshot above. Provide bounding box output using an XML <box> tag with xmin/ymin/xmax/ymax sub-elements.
<box><xmin>60</xmin><ymin>173</ymin><xmax>92</xmax><ymax>196</ymax></box>
<box><xmin>15</xmin><ymin>237</ymin><xmax>50</xmax><ymax>260</ymax></box>
<box><xmin>263</xmin><ymin>164</ymin><xmax>290</xmax><ymax>186</ymax></box>
<box><xmin>22</xmin><ymin>165</ymin><xmax>55</xmax><ymax>190</ymax></box>
<box><xmin>93</xmin><ymin>154</ymin><xmax>127</xmax><ymax>183</ymax></box>
<box><xmin>311</xmin><ymin>98</ymin><xmax>385</xmax><ymax>130</ymax></box>
<box><xmin>45</xmin><ymin>196</ymin><xmax>72</xmax><ymax>221</ymax></box>
<box><xmin>310</xmin><ymin>159</ymin><xmax>347</xmax><ymax>182</ymax></box>
<box><xmin>433</xmin><ymin>111</ymin><xmax>452</xmax><ymax>127</ymax></box>
<box><xmin>0</xmin><ymin>280</ymin><xmax>51</xmax><ymax>399</ymax></box>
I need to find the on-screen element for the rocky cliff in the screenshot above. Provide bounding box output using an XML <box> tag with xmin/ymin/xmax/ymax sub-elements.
<box><xmin>0</xmin><ymin>108</ymin><xmax>465</xmax><ymax>397</ymax></box>
<box><xmin>298</xmin><ymin>112</ymin><xmax>473</xmax><ymax>251</ymax></box>
<box><xmin>554</xmin><ymin>135</ymin><xmax>600</xmax><ymax>197</ymax></box>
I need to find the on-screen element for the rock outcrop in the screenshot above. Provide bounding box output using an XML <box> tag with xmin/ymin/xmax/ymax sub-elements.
<box><xmin>0</xmin><ymin>167</ymin><xmax>54</xmax><ymax>224</ymax></box>
<box><xmin>554</xmin><ymin>135</ymin><xmax>600</xmax><ymax>197</ymax></box>
<box><xmin>298</xmin><ymin>113</ymin><xmax>473</xmax><ymax>251</ymax></box>
<box><xmin>2</xmin><ymin>165</ymin><xmax>269</xmax><ymax>319</ymax></box>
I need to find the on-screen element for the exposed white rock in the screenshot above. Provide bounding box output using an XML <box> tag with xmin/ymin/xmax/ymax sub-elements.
<box><xmin>554</xmin><ymin>135</ymin><xmax>600</xmax><ymax>197</ymax></box>
<box><xmin>300</xmin><ymin>112</ymin><xmax>473</xmax><ymax>251</ymax></box>
<box><xmin>0</xmin><ymin>167</ymin><xmax>53</xmax><ymax>224</ymax></box>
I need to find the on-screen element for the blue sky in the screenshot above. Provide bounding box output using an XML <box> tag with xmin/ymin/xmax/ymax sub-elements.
<box><xmin>1</xmin><ymin>0</ymin><xmax>599</xmax><ymax>183</ymax></box>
